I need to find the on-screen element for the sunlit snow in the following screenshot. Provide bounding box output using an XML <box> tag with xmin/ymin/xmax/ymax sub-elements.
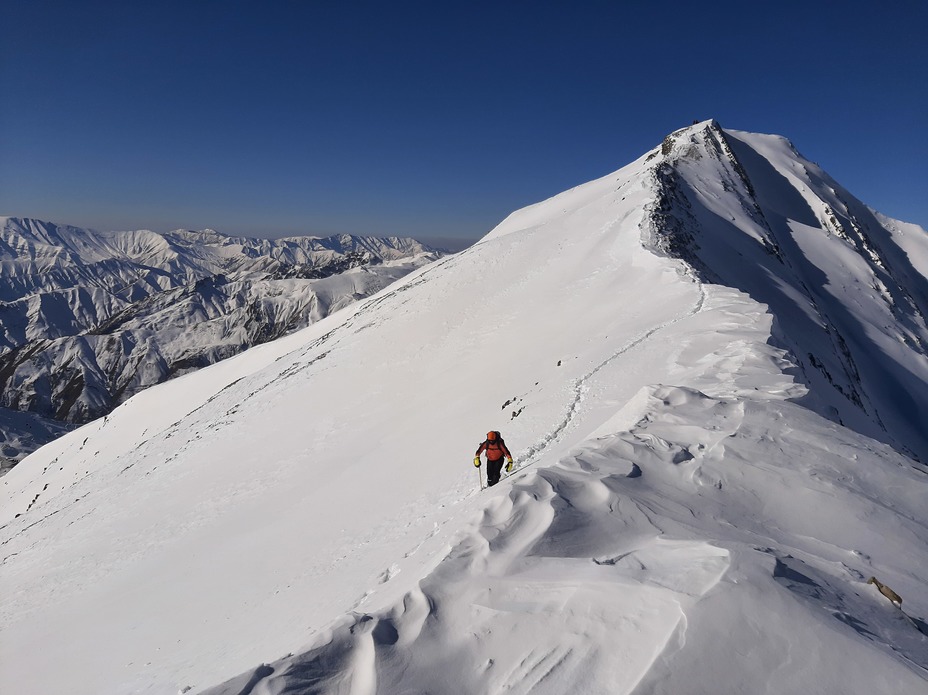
<box><xmin>2</xmin><ymin>121</ymin><xmax>926</xmax><ymax>695</ymax></box>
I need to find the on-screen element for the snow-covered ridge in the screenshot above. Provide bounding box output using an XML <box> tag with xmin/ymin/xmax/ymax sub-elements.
<box><xmin>0</xmin><ymin>217</ymin><xmax>442</xmax><ymax>466</ymax></box>
<box><xmin>1</xmin><ymin>122</ymin><xmax>926</xmax><ymax>695</ymax></box>
<box><xmin>645</xmin><ymin>120</ymin><xmax>928</xmax><ymax>462</ymax></box>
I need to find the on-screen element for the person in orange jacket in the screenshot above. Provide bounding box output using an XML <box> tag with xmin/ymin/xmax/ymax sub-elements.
<box><xmin>474</xmin><ymin>431</ymin><xmax>513</xmax><ymax>487</ymax></box>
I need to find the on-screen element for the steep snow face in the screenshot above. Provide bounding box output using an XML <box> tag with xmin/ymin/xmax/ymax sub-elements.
<box><xmin>0</xmin><ymin>218</ymin><xmax>441</xmax><ymax>462</ymax></box>
<box><xmin>647</xmin><ymin>122</ymin><xmax>928</xmax><ymax>462</ymax></box>
<box><xmin>1</xmin><ymin>124</ymin><xmax>926</xmax><ymax>695</ymax></box>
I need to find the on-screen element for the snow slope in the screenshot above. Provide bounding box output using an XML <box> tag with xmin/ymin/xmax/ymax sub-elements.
<box><xmin>1</xmin><ymin>122</ymin><xmax>926</xmax><ymax>695</ymax></box>
<box><xmin>0</xmin><ymin>218</ymin><xmax>440</xmax><ymax>463</ymax></box>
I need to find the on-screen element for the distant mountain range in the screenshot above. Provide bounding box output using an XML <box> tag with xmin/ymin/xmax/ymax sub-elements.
<box><xmin>0</xmin><ymin>217</ymin><xmax>442</xmax><ymax>469</ymax></box>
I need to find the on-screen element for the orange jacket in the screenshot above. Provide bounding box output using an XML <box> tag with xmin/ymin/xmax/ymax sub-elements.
<box><xmin>476</xmin><ymin>438</ymin><xmax>512</xmax><ymax>462</ymax></box>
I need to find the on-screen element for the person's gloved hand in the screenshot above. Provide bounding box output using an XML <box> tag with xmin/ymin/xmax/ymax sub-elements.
<box><xmin>506</xmin><ymin>458</ymin><xmax>514</xmax><ymax>472</ymax></box>
<box><xmin>474</xmin><ymin>457</ymin><xmax>481</xmax><ymax>468</ymax></box>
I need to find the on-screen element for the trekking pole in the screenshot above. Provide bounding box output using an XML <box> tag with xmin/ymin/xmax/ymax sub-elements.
<box><xmin>477</xmin><ymin>460</ymin><xmax>484</xmax><ymax>490</ymax></box>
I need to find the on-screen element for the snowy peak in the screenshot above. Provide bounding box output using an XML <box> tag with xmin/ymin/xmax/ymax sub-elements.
<box><xmin>482</xmin><ymin>118</ymin><xmax>928</xmax><ymax>462</ymax></box>
<box><xmin>643</xmin><ymin>121</ymin><xmax>928</xmax><ymax>461</ymax></box>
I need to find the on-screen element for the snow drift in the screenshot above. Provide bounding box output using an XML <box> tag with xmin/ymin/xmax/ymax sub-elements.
<box><xmin>1</xmin><ymin>121</ymin><xmax>926</xmax><ymax>695</ymax></box>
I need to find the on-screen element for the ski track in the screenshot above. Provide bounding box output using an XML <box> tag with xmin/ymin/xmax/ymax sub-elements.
<box><xmin>513</xmin><ymin>274</ymin><xmax>708</xmax><ymax>472</ymax></box>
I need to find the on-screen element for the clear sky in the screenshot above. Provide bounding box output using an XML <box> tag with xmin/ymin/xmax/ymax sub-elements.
<box><xmin>1</xmin><ymin>0</ymin><xmax>925</xmax><ymax>247</ymax></box>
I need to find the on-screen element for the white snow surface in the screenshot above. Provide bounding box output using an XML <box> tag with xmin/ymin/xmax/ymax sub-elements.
<box><xmin>2</xmin><ymin>122</ymin><xmax>927</xmax><ymax>695</ymax></box>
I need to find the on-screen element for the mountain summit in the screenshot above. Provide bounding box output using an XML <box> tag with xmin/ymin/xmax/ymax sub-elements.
<box><xmin>645</xmin><ymin>121</ymin><xmax>928</xmax><ymax>461</ymax></box>
<box><xmin>2</xmin><ymin>122</ymin><xmax>926</xmax><ymax>695</ymax></box>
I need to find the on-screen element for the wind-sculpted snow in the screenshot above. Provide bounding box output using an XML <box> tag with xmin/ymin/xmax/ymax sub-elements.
<box><xmin>1</xmin><ymin>122</ymin><xmax>926</xmax><ymax>695</ymax></box>
<box><xmin>205</xmin><ymin>383</ymin><xmax>927</xmax><ymax>695</ymax></box>
<box><xmin>0</xmin><ymin>218</ymin><xmax>441</xmax><ymax>464</ymax></box>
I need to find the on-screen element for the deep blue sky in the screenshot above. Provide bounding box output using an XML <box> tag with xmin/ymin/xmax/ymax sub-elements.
<box><xmin>1</xmin><ymin>1</ymin><xmax>925</xmax><ymax>246</ymax></box>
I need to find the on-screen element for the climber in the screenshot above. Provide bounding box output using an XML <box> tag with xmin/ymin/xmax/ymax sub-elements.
<box><xmin>474</xmin><ymin>431</ymin><xmax>514</xmax><ymax>487</ymax></box>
